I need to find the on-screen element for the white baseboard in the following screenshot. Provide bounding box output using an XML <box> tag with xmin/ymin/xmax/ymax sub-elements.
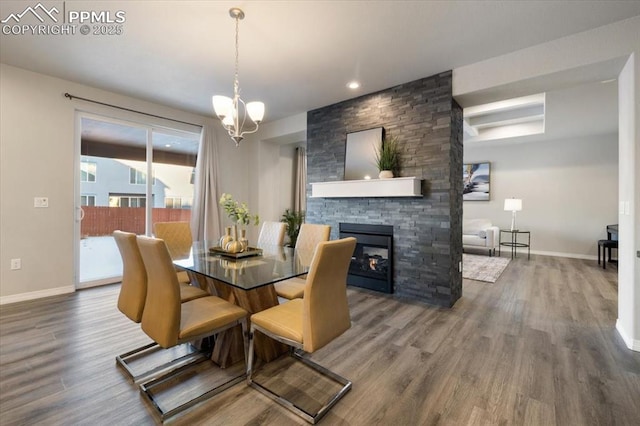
<box><xmin>528</xmin><ymin>250</ymin><xmax>598</xmax><ymax>261</ymax></box>
<box><xmin>76</xmin><ymin>277</ymin><xmax>120</xmax><ymax>289</ymax></box>
<box><xmin>0</xmin><ymin>285</ymin><xmax>76</xmax><ymax>306</ymax></box>
<box><xmin>616</xmin><ymin>319</ymin><xmax>640</xmax><ymax>352</ymax></box>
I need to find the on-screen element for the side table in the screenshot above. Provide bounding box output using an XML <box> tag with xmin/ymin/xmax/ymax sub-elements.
<box><xmin>499</xmin><ymin>230</ymin><xmax>531</xmax><ymax>259</ymax></box>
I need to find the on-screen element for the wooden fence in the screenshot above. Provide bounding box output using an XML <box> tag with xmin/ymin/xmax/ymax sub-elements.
<box><xmin>81</xmin><ymin>207</ymin><xmax>191</xmax><ymax>236</ymax></box>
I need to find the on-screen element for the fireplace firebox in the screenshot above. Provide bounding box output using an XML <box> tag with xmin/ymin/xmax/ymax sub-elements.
<box><xmin>339</xmin><ymin>223</ymin><xmax>393</xmax><ymax>294</ymax></box>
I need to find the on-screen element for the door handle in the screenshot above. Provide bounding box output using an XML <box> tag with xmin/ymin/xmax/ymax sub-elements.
<box><xmin>77</xmin><ymin>206</ymin><xmax>85</xmax><ymax>221</ymax></box>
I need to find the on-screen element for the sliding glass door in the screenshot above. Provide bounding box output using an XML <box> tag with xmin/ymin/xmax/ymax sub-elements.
<box><xmin>75</xmin><ymin>114</ymin><xmax>199</xmax><ymax>288</ymax></box>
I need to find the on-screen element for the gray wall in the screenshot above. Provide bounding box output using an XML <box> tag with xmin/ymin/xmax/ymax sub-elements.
<box><xmin>306</xmin><ymin>71</ymin><xmax>463</xmax><ymax>307</ymax></box>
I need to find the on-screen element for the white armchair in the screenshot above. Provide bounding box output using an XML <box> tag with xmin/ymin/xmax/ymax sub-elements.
<box><xmin>463</xmin><ymin>218</ymin><xmax>500</xmax><ymax>256</ymax></box>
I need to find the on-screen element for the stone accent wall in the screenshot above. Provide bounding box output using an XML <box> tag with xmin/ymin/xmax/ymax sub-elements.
<box><xmin>306</xmin><ymin>71</ymin><xmax>463</xmax><ymax>307</ymax></box>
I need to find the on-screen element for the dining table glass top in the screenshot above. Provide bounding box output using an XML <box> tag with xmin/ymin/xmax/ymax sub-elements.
<box><xmin>173</xmin><ymin>242</ymin><xmax>311</xmax><ymax>291</ymax></box>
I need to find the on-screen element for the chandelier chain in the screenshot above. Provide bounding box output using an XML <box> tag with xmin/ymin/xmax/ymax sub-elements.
<box><xmin>234</xmin><ymin>13</ymin><xmax>239</xmax><ymax>97</ymax></box>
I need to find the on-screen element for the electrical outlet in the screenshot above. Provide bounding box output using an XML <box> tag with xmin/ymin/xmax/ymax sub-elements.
<box><xmin>10</xmin><ymin>259</ymin><xmax>21</xmax><ymax>270</ymax></box>
<box><xmin>34</xmin><ymin>197</ymin><xmax>49</xmax><ymax>208</ymax></box>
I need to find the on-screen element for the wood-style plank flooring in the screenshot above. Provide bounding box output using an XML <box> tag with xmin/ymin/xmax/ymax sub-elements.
<box><xmin>1</xmin><ymin>255</ymin><xmax>639</xmax><ymax>425</ymax></box>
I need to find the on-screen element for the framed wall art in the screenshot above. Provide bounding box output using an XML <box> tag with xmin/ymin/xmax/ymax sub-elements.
<box><xmin>463</xmin><ymin>162</ymin><xmax>490</xmax><ymax>201</ymax></box>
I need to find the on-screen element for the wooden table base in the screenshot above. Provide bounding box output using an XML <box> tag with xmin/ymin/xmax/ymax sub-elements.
<box><xmin>194</xmin><ymin>274</ymin><xmax>286</xmax><ymax>368</ymax></box>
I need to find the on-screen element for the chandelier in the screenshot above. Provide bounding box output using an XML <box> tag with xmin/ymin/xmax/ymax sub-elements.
<box><xmin>212</xmin><ymin>8</ymin><xmax>265</xmax><ymax>147</ymax></box>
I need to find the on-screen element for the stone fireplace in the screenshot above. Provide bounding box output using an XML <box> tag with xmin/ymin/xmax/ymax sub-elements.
<box><xmin>305</xmin><ymin>71</ymin><xmax>463</xmax><ymax>307</ymax></box>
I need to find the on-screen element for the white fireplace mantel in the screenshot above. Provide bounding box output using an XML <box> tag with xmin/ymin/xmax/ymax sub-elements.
<box><xmin>310</xmin><ymin>177</ymin><xmax>422</xmax><ymax>198</ymax></box>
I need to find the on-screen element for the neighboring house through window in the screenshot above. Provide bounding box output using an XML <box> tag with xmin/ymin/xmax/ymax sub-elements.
<box><xmin>165</xmin><ymin>197</ymin><xmax>181</xmax><ymax>209</ymax></box>
<box><xmin>109</xmin><ymin>194</ymin><xmax>147</xmax><ymax>208</ymax></box>
<box><xmin>81</xmin><ymin>161</ymin><xmax>96</xmax><ymax>182</ymax></box>
<box><xmin>129</xmin><ymin>167</ymin><xmax>155</xmax><ymax>185</ymax></box>
<box><xmin>80</xmin><ymin>195</ymin><xmax>96</xmax><ymax>206</ymax></box>
<box><xmin>165</xmin><ymin>197</ymin><xmax>193</xmax><ymax>209</ymax></box>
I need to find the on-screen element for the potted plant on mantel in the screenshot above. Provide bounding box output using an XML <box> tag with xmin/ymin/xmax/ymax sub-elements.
<box><xmin>375</xmin><ymin>135</ymin><xmax>401</xmax><ymax>179</ymax></box>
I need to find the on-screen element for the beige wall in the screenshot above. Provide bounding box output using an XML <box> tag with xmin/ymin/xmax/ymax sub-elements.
<box><xmin>0</xmin><ymin>63</ymin><xmax>245</xmax><ymax>303</ymax></box>
<box><xmin>214</xmin><ymin>114</ymin><xmax>305</xmax><ymax>244</ymax></box>
<box><xmin>215</xmin><ymin>125</ymin><xmax>256</xmax><ymax>240</ymax></box>
<box><xmin>464</xmin><ymin>133</ymin><xmax>618</xmax><ymax>258</ymax></box>
<box><xmin>0</xmin><ymin>60</ymin><xmax>305</xmax><ymax>304</ymax></box>
<box><xmin>253</xmin><ymin>114</ymin><xmax>306</xmax><ymax>241</ymax></box>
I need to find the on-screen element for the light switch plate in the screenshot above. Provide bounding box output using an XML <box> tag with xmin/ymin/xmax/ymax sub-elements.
<box><xmin>34</xmin><ymin>197</ymin><xmax>48</xmax><ymax>208</ymax></box>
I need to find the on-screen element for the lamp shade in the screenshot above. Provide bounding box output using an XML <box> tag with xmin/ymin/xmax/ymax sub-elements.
<box><xmin>504</xmin><ymin>198</ymin><xmax>522</xmax><ymax>212</ymax></box>
<box><xmin>212</xmin><ymin>95</ymin><xmax>233</xmax><ymax>119</ymax></box>
<box><xmin>246</xmin><ymin>101</ymin><xmax>265</xmax><ymax>123</ymax></box>
<box><xmin>222</xmin><ymin>114</ymin><xmax>234</xmax><ymax>127</ymax></box>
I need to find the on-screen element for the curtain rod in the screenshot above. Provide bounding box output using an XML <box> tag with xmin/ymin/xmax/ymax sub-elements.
<box><xmin>64</xmin><ymin>93</ymin><xmax>203</xmax><ymax>128</ymax></box>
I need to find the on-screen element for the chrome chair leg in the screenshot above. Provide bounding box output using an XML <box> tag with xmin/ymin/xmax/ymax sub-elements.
<box><xmin>116</xmin><ymin>342</ymin><xmax>206</xmax><ymax>384</ymax></box>
<box><xmin>246</xmin><ymin>323</ymin><xmax>352</xmax><ymax>424</ymax></box>
<box><xmin>139</xmin><ymin>319</ymin><xmax>249</xmax><ymax>421</ymax></box>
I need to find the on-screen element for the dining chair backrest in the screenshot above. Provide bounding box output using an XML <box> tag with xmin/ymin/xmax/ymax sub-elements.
<box><xmin>113</xmin><ymin>230</ymin><xmax>147</xmax><ymax>323</ymax></box>
<box><xmin>302</xmin><ymin>237</ymin><xmax>356</xmax><ymax>353</ymax></box>
<box><xmin>137</xmin><ymin>236</ymin><xmax>182</xmax><ymax>349</ymax></box>
<box><xmin>295</xmin><ymin>223</ymin><xmax>331</xmax><ymax>253</ymax></box>
<box><xmin>257</xmin><ymin>221</ymin><xmax>286</xmax><ymax>247</ymax></box>
<box><xmin>153</xmin><ymin>221</ymin><xmax>193</xmax><ymax>259</ymax></box>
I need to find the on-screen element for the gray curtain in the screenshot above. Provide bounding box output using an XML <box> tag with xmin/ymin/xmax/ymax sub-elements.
<box><xmin>294</xmin><ymin>146</ymin><xmax>307</xmax><ymax>212</ymax></box>
<box><xmin>191</xmin><ymin>124</ymin><xmax>222</xmax><ymax>241</ymax></box>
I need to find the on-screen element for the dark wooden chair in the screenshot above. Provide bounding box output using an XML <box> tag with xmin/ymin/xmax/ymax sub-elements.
<box><xmin>597</xmin><ymin>239</ymin><xmax>618</xmax><ymax>269</ymax></box>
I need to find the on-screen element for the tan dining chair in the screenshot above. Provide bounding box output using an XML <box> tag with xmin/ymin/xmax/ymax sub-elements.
<box><xmin>153</xmin><ymin>221</ymin><xmax>193</xmax><ymax>283</ymax></box>
<box><xmin>247</xmin><ymin>237</ymin><xmax>357</xmax><ymax>424</ymax></box>
<box><xmin>256</xmin><ymin>221</ymin><xmax>286</xmax><ymax>247</ymax></box>
<box><xmin>274</xmin><ymin>223</ymin><xmax>331</xmax><ymax>300</ymax></box>
<box><xmin>113</xmin><ymin>231</ymin><xmax>208</xmax><ymax>383</ymax></box>
<box><xmin>137</xmin><ymin>236</ymin><xmax>249</xmax><ymax>420</ymax></box>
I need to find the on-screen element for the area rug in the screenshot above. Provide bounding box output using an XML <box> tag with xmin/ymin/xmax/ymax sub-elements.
<box><xmin>462</xmin><ymin>254</ymin><xmax>511</xmax><ymax>283</ymax></box>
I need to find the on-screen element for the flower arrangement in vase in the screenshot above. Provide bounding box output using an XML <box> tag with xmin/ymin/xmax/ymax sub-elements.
<box><xmin>219</xmin><ymin>193</ymin><xmax>260</xmax><ymax>253</ymax></box>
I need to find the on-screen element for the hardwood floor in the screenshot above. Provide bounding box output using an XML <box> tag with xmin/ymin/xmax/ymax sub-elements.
<box><xmin>1</xmin><ymin>255</ymin><xmax>638</xmax><ymax>425</ymax></box>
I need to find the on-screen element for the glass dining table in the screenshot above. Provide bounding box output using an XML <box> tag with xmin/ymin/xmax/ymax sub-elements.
<box><xmin>174</xmin><ymin>242</ymin><xmax>311</xmax><ymax>367</ymax></box>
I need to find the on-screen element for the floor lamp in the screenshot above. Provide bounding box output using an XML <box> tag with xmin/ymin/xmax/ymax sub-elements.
<box><xmin>504</xmin><ymin>198</ymin><xmax>522</xmax><ymax>231</ymax></box>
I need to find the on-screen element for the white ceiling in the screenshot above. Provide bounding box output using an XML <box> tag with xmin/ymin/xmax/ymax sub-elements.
<box><xmin>464</xmin><ymin>79</ymin><xmax>619</xmax><ymax>147</ymax></box>
<box><xmin>1</xmin><ymin>1</ymin><xmax>637</xmax><ymax>138</ymax></box>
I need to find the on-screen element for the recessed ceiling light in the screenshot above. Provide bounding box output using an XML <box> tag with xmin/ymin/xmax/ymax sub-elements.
<box><xmin>165</xmin><ymin>144</ymin><xmax>171</xmax><ymax>147</ymax></box>
<box><xmin>347</xmin><ymin>81</ymin><xmax>360</xmax><ymax>89</ymax></box>
<box><xmin>601</xmin><ymin>78</ymin><xmax>616</xmax><ymax>84</ymax></box>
